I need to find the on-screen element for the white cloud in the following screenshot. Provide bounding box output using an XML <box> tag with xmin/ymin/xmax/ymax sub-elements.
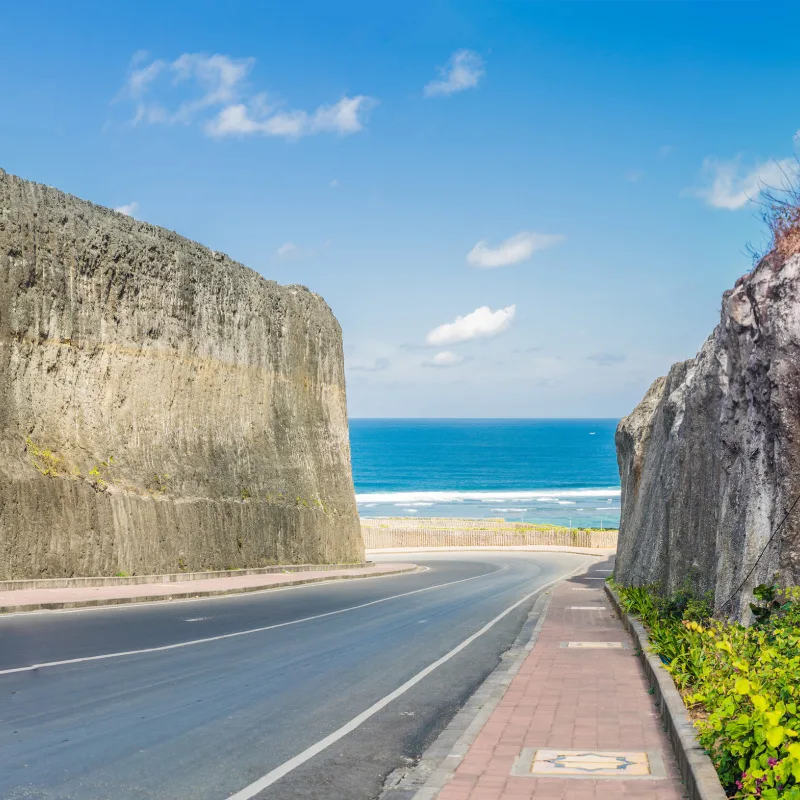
<box><xmin>276</xmin><ymin>242</ymin><xmax>299</xmax><ymax>259</ymax></box>
<box><xmin>115</xmin><ymin>202</ymin><xmax>139</xmax><ymax>217</ymax></box>
<box><xmin>658</xmin><ymin>144</ymin><xmax>674</xmax><ymax>159</ymax></box>
<box><xmin>466</xmin><ymin>232</ymin><xmax>564</xmax><ymax>269</ymax></box>
<box><xmin>122</xmin><ymin>53</ymin><xmax>253</xmax><ymax>127</ymax></box>
<box><xmin>424</xmin><ymin>50</ymin><xmax>485</xmax><ymax>97</ymax></box>
<box><xmin>427</xmin><ymin>305</ymin><xmax>516</xmax><ymax>346</ymax></box>
<box><xmin>588</xmin><ymin>352</ymin><xmax>625</xmax><ymax>367</ymax></box>
<box><xmin>117</xmin><ymin>52</ymin><xmax>376</xmax><ymax>140</ymax></box>
<box><xmin>348</xmin><ymin>356</ymin><xmax>390</xmax><ymax>373</ymax></box>
<box><xmin>688</xmin><ymin>156</ymin><xmax>794</xmax><ymax>210</ymax></box>
<box><xmin>206</xmin><ymin>95</ymin><xmax>376</xmax><ymax>139</ymax></box>
<box><xmin>424</xmin><ymin>351</ymin><xmax>465</xmax><ymax>368</ymax></box>
<box><xmin>128</xmin><ymin>59</ymin><xmax>165</xmax><ymax>99</ymax></box>
<box><xmin>625</xmin><ymin>169</ymin><xmax>644</xmax><ymax>183</ymax></box>
<box><xmin>330</xmin><ymin>179</ymin><xmax>339</xmax><ymax>188</ymax></box>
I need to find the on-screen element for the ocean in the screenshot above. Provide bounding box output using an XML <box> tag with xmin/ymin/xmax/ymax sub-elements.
<box><xmin>349</xmin><ymin>419</ymin><xmax>621</xmax><ymax>528</ymax></box>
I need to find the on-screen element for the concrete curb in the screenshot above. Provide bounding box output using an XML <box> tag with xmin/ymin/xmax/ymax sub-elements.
<box><xmin>605</xmin><ymin>583</ymin><xmax>727</xmax><ymax>800</ymax></box>
<box><xmin>380</xmin><ymin>558</ymin><xmax>600</xmax><ymax>799</ymax></box>
<box><xmin>0</xmin><ymin>566</ymin><xmax>420</xmax><ymax>614</ymax></box>
<box><xmin>0</xmin><ymin>561</ymin><xmax>373</xmax><ymax>590</ymax></box>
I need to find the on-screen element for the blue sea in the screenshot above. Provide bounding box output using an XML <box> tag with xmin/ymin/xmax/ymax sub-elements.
<box><xmin>349</xmin><ymin>419</ymin><xmax>621</xmax><ymax>528</ymax></box>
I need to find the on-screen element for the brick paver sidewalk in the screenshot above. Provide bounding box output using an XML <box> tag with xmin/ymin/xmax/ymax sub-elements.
<box><xmin>438</xmin><ymin>562</ymin><xmax>687</xmax><ymax>799</ymax></box>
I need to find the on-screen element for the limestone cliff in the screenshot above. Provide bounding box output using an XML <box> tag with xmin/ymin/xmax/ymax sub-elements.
<box><xmin>616</xmin><ymin>251</ymin><xmax>800</xmax><ymax>618</ymax></box>
<box><xmin>0</xmin><ymin>169</ymin><xmax>363</xmax><ymax>578</ymax></box>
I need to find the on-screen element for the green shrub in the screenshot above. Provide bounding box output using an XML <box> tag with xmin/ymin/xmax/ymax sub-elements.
<box><xmin>614</xmin><ymin>580</ymin><xmax>800</xmax><ymax>798</ymax></box>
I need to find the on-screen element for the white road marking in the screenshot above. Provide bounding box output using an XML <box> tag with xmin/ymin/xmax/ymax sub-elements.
<box><xmin>225</xmin><ymin>560</ymin><xmax>592</xmax><ymax>799</ymax></box>
<box><xmin>0</xmin><ymin>567</ymin><xmax>507</xmax><ymax>676</ymax></box>
<box><xmin>0</xmin><ymin>567</ymin><xmax>431</xmax><ymax>619</ymax></box>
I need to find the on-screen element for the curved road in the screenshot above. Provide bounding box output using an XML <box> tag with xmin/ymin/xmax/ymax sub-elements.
<box><xmin>0</xmin><ymin>551</ymin><xmax>593</xmax><ymax>800</ymax></box>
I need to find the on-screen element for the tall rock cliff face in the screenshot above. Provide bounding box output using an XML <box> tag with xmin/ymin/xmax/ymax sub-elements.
<box><xmin>0</xmin><ymin>169</ymin><xmax>363</xmax><ymax>578</ymax></box>
<box><xmin>616</xmin><ymin>251</ymin><xmax>800</xmax><ymax>619</ymax></box>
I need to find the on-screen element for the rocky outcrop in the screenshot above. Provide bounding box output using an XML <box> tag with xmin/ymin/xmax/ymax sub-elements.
<box><xmin>616</xmin><ymin>251</ymin><xmax>800</xmax><ymax>618</ymax></box>
<box><xmin>0</xmin><ymin>169</ymin><xmax>363</xmax><ymax>578</ymax></box>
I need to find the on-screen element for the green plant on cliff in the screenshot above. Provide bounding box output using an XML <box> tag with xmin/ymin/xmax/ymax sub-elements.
<box><xmin>26</xmin><ymin>438</ymin><xmax>62</xmax><ymax>477</ymax></box>
<box><xmin>240</xmin><ymin>487</ymin><xmax>251</xmax><ymax>501</ymax></box>
<box><xmin>614</xmin><ymin>580</ymin><xmax>800</xmax><ymax>797</ymax></box>
<box><xmin>87</xmin><ymin>456</ymin><xmax>115</xmax><ymax>490</ymax></box>
<box><xmin>147</xmin><ymin>473</ymin><xmax>170</xmax><ymax>494</ymax></box>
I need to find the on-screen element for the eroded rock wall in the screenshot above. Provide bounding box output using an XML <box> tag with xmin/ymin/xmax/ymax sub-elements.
<box><xmin>616</xmin><ymin>251</ymin><xmax>800</xmax><ymax>618</ymax></box>
<box><xmin>0</xmin><ymin>169</ymin><xmax>363</xmax><ymax>578</ymax></box>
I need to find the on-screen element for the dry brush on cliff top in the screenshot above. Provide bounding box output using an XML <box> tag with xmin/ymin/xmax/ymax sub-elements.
<box><xmin>759</xmin><ymin>162</ymin><xmax>800</xmax><ymax>261</ymax></box>
<box><xmin>0</xmin><ymin>168</ymin><xmax>363</xmax><ymax>578</ymax></box>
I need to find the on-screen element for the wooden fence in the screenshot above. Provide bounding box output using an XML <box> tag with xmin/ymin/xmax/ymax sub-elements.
<box><xmin>361</xmin><ymin>517</ymin><xmax>618</xmax><ymax>549</ymax></box>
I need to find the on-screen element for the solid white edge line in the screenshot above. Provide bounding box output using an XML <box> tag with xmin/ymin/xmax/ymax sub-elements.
<box><xmin>225</xmin><ymin>559</ymin><xmax>593</xmax><ymax>800</ymax></box>
<box><xmin>0</xmin><ymin>565</ymin><xmax>507</xmax><ymax>676</ymax></box>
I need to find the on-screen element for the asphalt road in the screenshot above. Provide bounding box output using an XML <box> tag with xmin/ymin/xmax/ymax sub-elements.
<box><xmin>0</xmin><ymin>551</ymin><xmax>592</xmax><ymax>800</ymax></box>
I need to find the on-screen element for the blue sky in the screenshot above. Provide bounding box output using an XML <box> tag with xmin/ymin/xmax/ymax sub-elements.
<box><xmin>2</xmin><ymin>1</ymin><xmax>797</xmax><ymax>417</ymax></box>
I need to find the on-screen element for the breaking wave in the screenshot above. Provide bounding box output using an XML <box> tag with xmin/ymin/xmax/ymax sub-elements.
<box><xmin>355</xmin><ymin>488</ymin><xmax>621</xmax><ymax>504</ymax></box>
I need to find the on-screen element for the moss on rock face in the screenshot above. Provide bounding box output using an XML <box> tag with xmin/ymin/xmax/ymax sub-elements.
<box><xmin>0</xmin><ymin>169</ymin><xmax>363</xmax><ymax>578</ymax></box>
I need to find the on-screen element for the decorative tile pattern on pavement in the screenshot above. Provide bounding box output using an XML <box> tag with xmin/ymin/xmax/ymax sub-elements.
<box><xmin>531</xmin><ymin>749</ymin><xmax>650</xmax><ymax>776</ymax></box>
<box><xmin>560</xmin><ymin>642</ymin><xmax>626</xmax><ymax>649</ymax></box>
<box><xmin>509</xmin><ymin>748</ymin><xmax>668</xmax><ymax>780</ymax></box>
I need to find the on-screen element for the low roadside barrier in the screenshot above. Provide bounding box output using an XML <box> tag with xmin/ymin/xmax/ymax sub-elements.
<box><xmin>361</xmin><ymin>517</ymin><xmax>617</xmax><ymax>549</ymax></box>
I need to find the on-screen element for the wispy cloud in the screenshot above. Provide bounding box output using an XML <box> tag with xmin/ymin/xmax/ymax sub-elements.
<box><xmin>625</xmin><ymin>169</ymin><xmax>644</xmax><ymax>183</ymax></box>
<box><xmin>276</xmin><ymin>242</ymin><xmax>299</xmax><ymax>260</ymax></box>
<box><xmin>467</xmin><ymin>232</ymin><xmax>564</xmax><ymax>269</ymax></box>
<box><xmin>348</xmin><ymin>357</ymin><xmax>390</xmax><ymax>373</ymax></box>
<box><xmin>426</xmin><ymin>305</ymin><xmax>516</xmax><ymax>346</ymax></box>
<box><xmin>423</xmin><ymin>351</ymin><xmax>465</xmax><ymax>368</ymax></box>
<box><xmin>206</xmin><ymin>95</ymin><xmax>376</xmax><ymax>139</ymax></box>
<box><xmin>687</xmin><ymin>156</ymin><xmax>794</xmax><ymax>210</ymax></box>
<box><xmin>588</xmin><ymin>352</ymin><xmax>625</xmax><ymax>367</ymax></box>
<box><xmin>658</xmin><ymin>144</ymin><xmax>674</xmax><ymax>159</ymax></box>
<box><xmin>424</xmin><ymin>50</ymin><xmax>485</xmax><ymax>97</ymax></box>
<box><xmin>275</xmin><ymin>240</ymin><xmax>329</xmax><ymax>261</ymax></box>
<box><xmin>116</xmin><ymin>52</ymin><xmax>376</xmax><ymax>140</ymax></box>
<box><xmin>115</xmin><ymin>202</ymin><xmax>139</xmax><ymax>217</ymax></box>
